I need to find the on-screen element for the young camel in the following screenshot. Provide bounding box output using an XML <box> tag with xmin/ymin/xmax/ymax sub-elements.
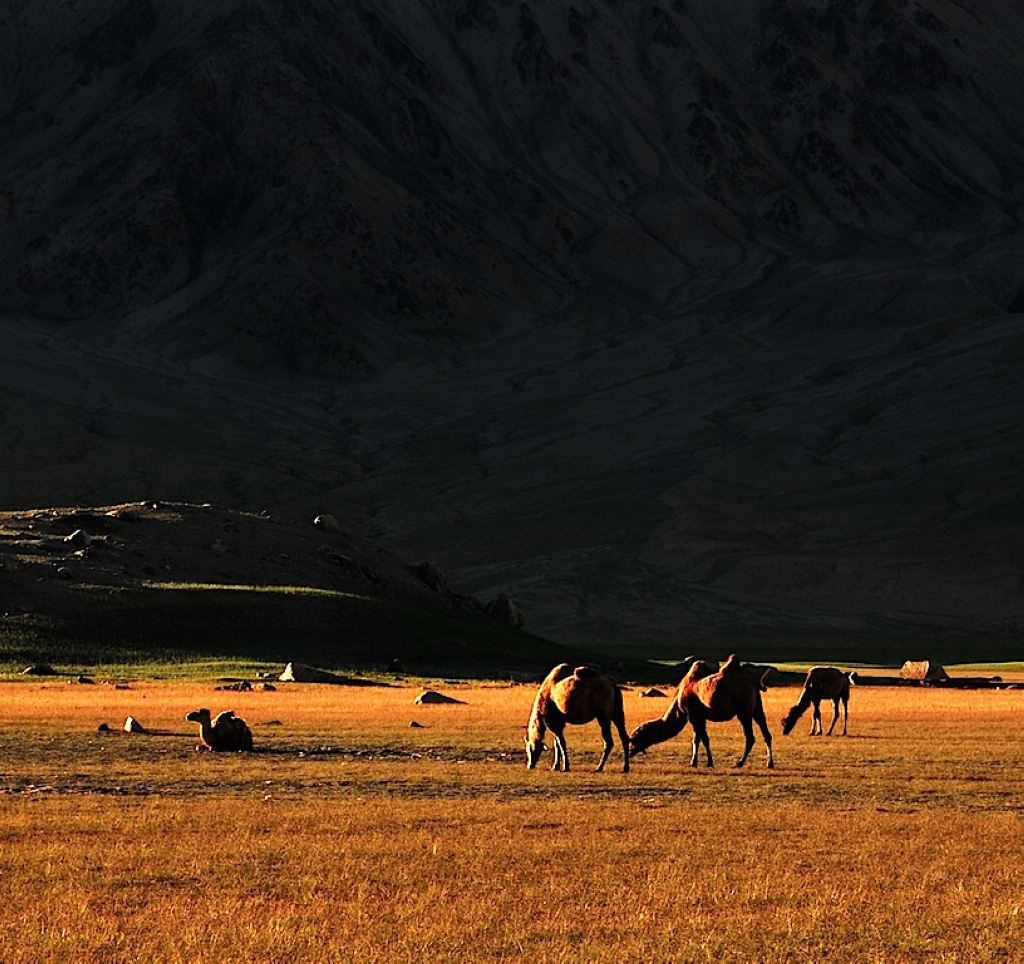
<box><xmin>628</xmin><ymin>655</ymin><xmax>774</xmax><ymax>768</ymax></box>
<box><xmin>525</xmin><ymin>664</ymin><xmax>630</xmax><ymax>772</ymax></box>
<box><xmin>185</xmin><ymin>708</ymin><xmax>254</xmax><ymax>752</ymax></box>
<box><xmin>781</xmin><ymin>667</ymin><xmax>856</xmax><ymax>736</ymax></box>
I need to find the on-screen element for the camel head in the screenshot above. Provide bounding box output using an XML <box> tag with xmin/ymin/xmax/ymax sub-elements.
<box><xmin>628</xmin><ymin>711</ymin><xmax>686</xmax><ymax>757</ymax></box>
<box><xmin>780</xmin><ymin>704</ymin><xmax>803</xmax><ymax>735</ymax></box>
<box><xmin>185</xmin><ymin>708</ymin><xmax>212</xmax><ymax>726</ymax></box>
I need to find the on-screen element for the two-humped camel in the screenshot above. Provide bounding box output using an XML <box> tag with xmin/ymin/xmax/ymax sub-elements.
<box><xmin>525</xmin><ymin>664</ymin><xmax>630</xmax><ymax>772</ymax></box>
<box><xmin>628</xmin><ymin>655</ymin><xmax>774</xmax><ymax>768</ymax></box>
<box><xmin>781</xmin><ymin>667</ymin><xmax>856</xmax><ymax>736</ymax></box>
<box><xmin>185</xmin><ymin>708</ymin><xmax>254</xmax><ymax>751</ymax></box>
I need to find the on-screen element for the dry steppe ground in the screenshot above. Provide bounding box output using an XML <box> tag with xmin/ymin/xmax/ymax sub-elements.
<box><xmin>1</xmin><ymin>677</ymin><xmax>1022</xmax><ymax>962</ymax></box>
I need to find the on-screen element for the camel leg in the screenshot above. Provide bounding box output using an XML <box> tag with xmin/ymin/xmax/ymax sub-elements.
<box><xmin>754</xmin><ymin>705</ymin><xmax>774</xmax><ymax>768</ymax></box>
<box><xmin>596</xmin><ymin>717</ymin><xmax>613</xmax><ymax>772</ymax></box>
<box><xmin>558</xmin><ymin>732</ymin><xmax>570</xmax><ymax>771</ymax></box>
<box><xmin>811</xmin><ymin>699</ymin><xmax>822</xmax><ymax>736</ymax></box>
<box><xmin>735</xmin><ymin>715</ymin><xmax>755</xmax><ymax>767</ymax></box>
<box><xmin>550</xmin><ymin>725</ymin><xmax>568</xmax><ymax>771</ymax></box>
<box><xmin>690</xmin><ymin>720</ymin><xmax>712</xmax><ymax>767</ymax></box>
<box><xmin>615</xmin><ymin>716</ymin><xmax>630</xmax><ymax>773</ymax></box>
<box><xmin>841</xmin><ymin>695</ymin><xmax>849</xmax><ymax>736</ymax></box>
<box><xmin>827</xmin><ymin>698</ymin><xmax>840</xmax><ymax>736</ymax></box>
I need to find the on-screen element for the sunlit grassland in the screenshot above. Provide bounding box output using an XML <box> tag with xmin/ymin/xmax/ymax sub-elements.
<box><xmin>1</xmin><ymin>680</ymin><xmax>1022</xmax><ymax>961</ymax></box>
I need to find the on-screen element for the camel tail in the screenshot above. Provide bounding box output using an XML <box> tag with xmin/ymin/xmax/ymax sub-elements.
<box><xmin>848</xmin><ymin>671</ymin><xmax>857</xmax><ymax>687</ymax></box>
<box><xmin>759</xmin><ymin>668</ymin><xmax>771</xmax><ymax>691</ymax></box>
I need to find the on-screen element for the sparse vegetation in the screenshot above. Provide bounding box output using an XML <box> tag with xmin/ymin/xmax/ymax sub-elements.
<box><xmin>1</xmin><ymin>675</ymin><xmax>1021</xmax><ymax>961</ymax></box>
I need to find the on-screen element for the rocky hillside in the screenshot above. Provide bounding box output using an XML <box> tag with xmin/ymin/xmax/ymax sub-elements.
<box><xmin>0</xmin><ymin>502</ymin><xmax>561</xmax><ymax>672</ymax></box>
<box><xmin>2</xmin><ymin>1</ymin><xmax>1023</xmax><ymax>657</ymax></box>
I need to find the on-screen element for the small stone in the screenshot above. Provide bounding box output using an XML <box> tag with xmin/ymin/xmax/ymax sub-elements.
<box><xmin>123</xmin><ymin>716</ymin><xmax>146</xmax><ymax>733</ymax></box>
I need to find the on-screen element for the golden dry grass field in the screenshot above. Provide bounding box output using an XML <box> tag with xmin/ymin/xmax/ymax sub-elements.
<box><xmin>1</xmin><ymin>677</ymin><xmax>1022</xmax><ymax>962</ymax></box>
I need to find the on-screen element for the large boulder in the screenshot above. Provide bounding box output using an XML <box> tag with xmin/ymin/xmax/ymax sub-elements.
<box><xmin>279</xmin><ymin>662</ymin><xmax>345</xmax><ymax>684</ymax></box>
<box><xmin>485</xmin><ymin>593</ymin><xmax>525</xmax><ymax>628</ymax></box>
<box><xmin>312</xmin><ymin>513</ymin><xmax>342</xmax><ymax>533</ymax></box>
<box><xmin>414</xmin><ymin>690</ymin><xmax>466</xmax><ymax>705</ymax></box>
<box><xmin>900</xmin><ymin>660</ymin><xmax>949</xmax><ymax>682</ymax></box>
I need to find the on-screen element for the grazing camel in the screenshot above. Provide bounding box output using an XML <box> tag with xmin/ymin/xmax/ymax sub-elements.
<box><xmin>185</xmin><ymin>708</ymin><xmax>254</xmax><ymax>752</ymax></box>
<box><xmin>781</xmin><ymin>667</ymin><xmax>856</xmax><ymax>736</ymax></box>
<box><xmin>628</xmin><ymin>654</ymin><xmax>774</xmax><ymax>768</ymax></box>
<box><xmin>525</xmin><ymin>664</ymin><xmax>630</xmax><ymax>772</ymax></box>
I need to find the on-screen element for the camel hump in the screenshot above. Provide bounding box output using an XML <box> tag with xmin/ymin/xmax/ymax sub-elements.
<box><xmin>720</xmin><ymin>654</ymin><xmax>742</xmax><ymax>674</ymax></box>
<box><xmin>545</xmin><ymin>663</ymin><xmax>574</xmax><ymax>684</ymax></box>
<box><xmin>573</xmin><ymin>665</ymin><xmax>600</xmax><ymax>680</ymax></box>
<box><xmin>213</xmin><ymin>710</ymin><xmax>236</xmax><ymax>726</ymax></box>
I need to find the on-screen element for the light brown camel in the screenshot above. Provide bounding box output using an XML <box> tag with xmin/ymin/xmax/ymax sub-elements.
<box><xmin>781</xmin><ymin>667</ymin><xmax>856</xmax><ymax>736</ymax></box>
<box><xmin>185</xmin><ymin>708</ymin><xmax>254</xmax><ymax>752</ymax></box>
<box><xmin>525</xmin><ymin>664</ymin><xmax>630</xmax><ymax>772</ymax></box>
<box><xmin>628</xmin><ymin>654</ymin><xmax>774</xmax><ymax>768</ymax></box>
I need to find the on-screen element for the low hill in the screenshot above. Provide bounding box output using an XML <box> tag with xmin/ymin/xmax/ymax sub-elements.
<box><xmin>0</xmin><ymin>501</ymin><xmax>648</xmax><ymax>677</ymax></box>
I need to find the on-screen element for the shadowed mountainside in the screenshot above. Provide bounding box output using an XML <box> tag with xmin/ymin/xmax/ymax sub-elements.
<box><xmin>2</xmin><ymin>1</ymin><xmax>1024</xmax><ymax>658</ymax></box>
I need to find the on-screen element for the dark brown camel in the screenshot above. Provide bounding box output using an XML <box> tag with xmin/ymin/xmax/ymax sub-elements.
<box><xmin>185</xmin><ymin>708</ymin><xmax>254</xmax><ymax>752</ymax></box>
<box><xmin>525</xmin><ymin>664</ymin><xmax>630</xmax><ymax>772</ymax></box>
<box><xmin>628</xmin><ymin>655</ymin><xmax>774</xmax><ymax>768</ymax></box>
<box><xmin>781</xmin><ymin>667</ymin><xmax>856</xmax><ymax>736</ymax></box>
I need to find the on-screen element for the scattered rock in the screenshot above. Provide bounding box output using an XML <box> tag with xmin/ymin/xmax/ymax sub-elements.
<box><xmin>215</xmin><ymin>680</ymin><xmax>253</xmax><ymax>691</ymax></box>
<box><xmin>414</xmin><ymin>690</ymin><xmax>466</xmax><ymax>705</ymax></box>
<box><xmin>64</xmin><ymin>529</ymin><xmax>92</xmax><ymax>548</ymax></box>
<box><xmin>123</xmin><ymin>716</ymin><xmax>146</xmax><ymax>733</ymax></box>
<box><xmin>75</xmin><ymin>676</ymin><xmax>95</xmax><ymax>685</ymax></box>
<box><xmin>55</xmin><ymin>566</ymin><xmax>75</xmax><ymax>580</ymax></box>
<box><xmin>639</xmin><ymin>687</ymin><xmax>667</xmax><ymax>698</ymax></box>
<box><xmin>21</xmin><ymin>663</ymin><xmax>57</xmax><ymax>676</ymax></box>
<box><xmin>256</xmin><ymin>682</ymin><xmax>277</xmax><ymax>692</ymax></box>
<box><xmin>409</xmin><ymin>720</ymin><xmax>425</xmax><ymax>727</ymax></box>
<box><xmin>97</xmin><ymin>722</ymin><xmax>110</xmax><ymax>732</ymax></box>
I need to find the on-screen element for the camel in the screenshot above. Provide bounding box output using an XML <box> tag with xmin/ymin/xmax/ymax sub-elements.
<box><xmin>628</xmin><ymin>654</ymin><xmax>774</xmax><ymax>768</ymax></box>
<box><xmin>781</xmin><ymin>667</ymin><xmax>856</xmax><ymax>736</ymax></box>
<box><xmin>185</xmin><ymin>708</ymin><xmax>254</xmax><ymax>752</ymax></box>
<box><xmin>525</xmin><ymin>664</ymin><xmax>630</xmax><ymax>772</ymax></box>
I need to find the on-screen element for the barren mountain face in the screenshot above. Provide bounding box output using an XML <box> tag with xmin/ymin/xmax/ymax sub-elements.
<box><xmin>2</xmin><ymin>0</ymin><xmax>1023</xmax><ymax>656</ymax></box>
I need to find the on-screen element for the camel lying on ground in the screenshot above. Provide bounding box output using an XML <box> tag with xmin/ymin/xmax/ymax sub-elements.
<box><xmin>525</xmin><ymin>664</ymin><xmax>630</xmax><ymax>772</ymax></box>
<box><xmin>628</xmin><ymin>654</ymin><xmax>774</xmax><ymax>768</ymax></box>
<box><xmin>185</xmin><ymin>708</ymin><xmax>254</xmax><ymax>752</ymax></box>
<box><xmin>781</xmin><ymin>667</ymin><xmax>856</xmax><ymax>736</ymax></box>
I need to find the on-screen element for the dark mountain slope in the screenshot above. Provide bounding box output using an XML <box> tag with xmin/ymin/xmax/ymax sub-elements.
<box><xmin>2</xmin><ymin>1</ymin><xmax>1023</xmax><ymax>658</ymax></box>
